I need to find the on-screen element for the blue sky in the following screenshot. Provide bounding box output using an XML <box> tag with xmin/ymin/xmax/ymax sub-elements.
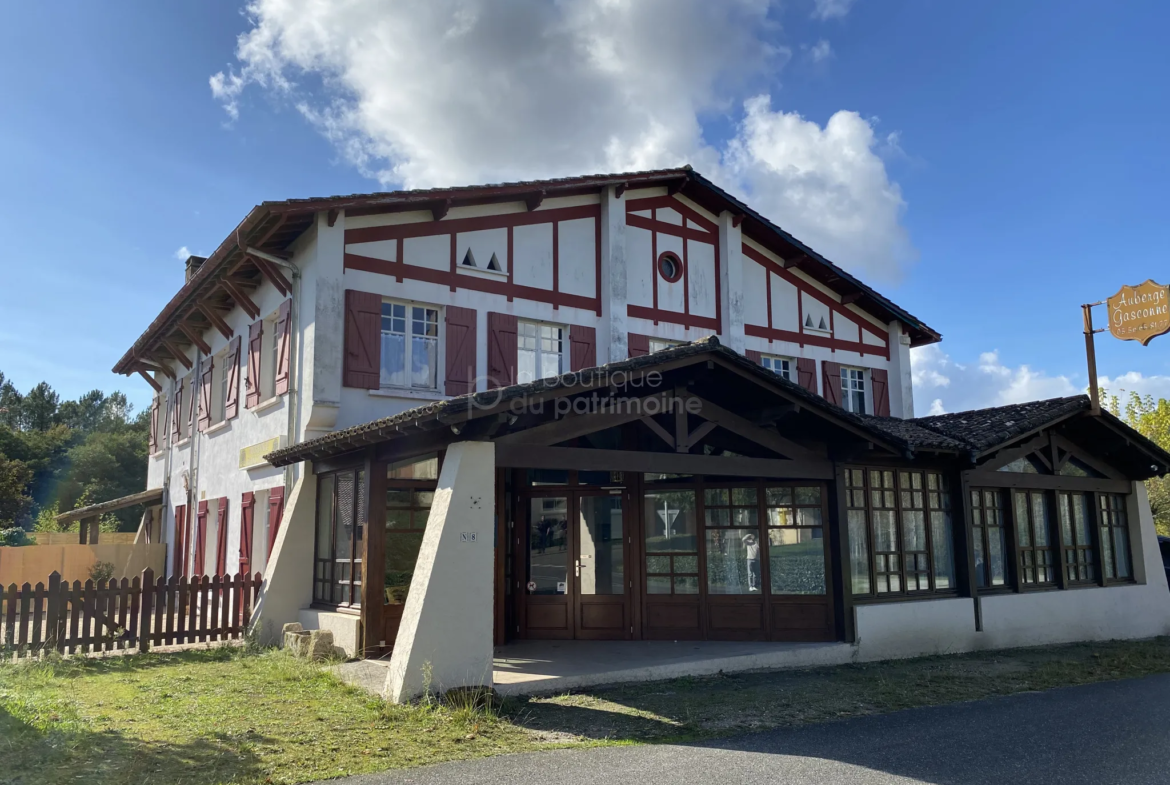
<box><xmin>2</xmin><ymin>0</ymin><xmax>1168</xmax><ymax>416</ymax></box>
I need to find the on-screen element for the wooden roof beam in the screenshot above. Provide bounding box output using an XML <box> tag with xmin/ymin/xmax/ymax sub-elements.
<box><xmin>137</xmin><ymin>369</ymin><xmax>162</xmax><ymax>392</ymax></box>
<box><xmin>197</xmin><ymin>302</ymin><xmax>233</xmax><ymax>340</ymax></box>
<box><xmin>177</xmin><ymin>322</ymin><xmax>211</xmax><ymax>355</ymax></box>
<box><xmin>243</xmin><ymin>250</ymin><xmax>291</xmax><ymax>296</ymax></box>
<box><xmin>160</xmin><ymin>339</ymin><xmax>193</xmax><ymax>370</ymax></box>
<box><xmin>221</xmin><ymin>279</ymin><xmax>260</xmax><ymax>319</ymax></box>
<box><xmin>524</xmin><ymin>190</ymin><xmax>546</xmax><ymax>212</ymax></box>
<box><xmin>431</xmin><ymin>199</ymin><xmax>451</xmax><ymax>222</ymax></box>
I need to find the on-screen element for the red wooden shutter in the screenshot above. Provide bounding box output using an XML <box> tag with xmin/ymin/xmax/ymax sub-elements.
<box><xmin>171</xmin><ymin>381</ymin><xmax>183</xmax><ymax>443</ymax></box>
<box><xmin>194</xmin><ymin>500</ymin><xmax>209</xmax><ymax>576</ymax></box>
<box><xmin>246</xmin><ymin>320</ymin><xmax>263</xmax><ymax>408</ymax></box>
<box><xmin>197</xmin><ymin>360</ymin><xmax>214</xmax><ymax>432</ymax></box>
<box><xmin>239</xmin><ymin>492</ymin><xmax>255</xmax><ymax>576</ymax></box>
<box><xmin>224</xmin><ymin>336</ymin><xmax>241</xmax><ymax>421</ymax></box>
<box><xmin>796</xmin><ymin>358</ymin><xmax>817</xmax><ymax>394</ymax></box>
<box><xmin>447</xmin><ymin>306</ymin><xmax>479</xmax><ymax>395</ymax></box>
<box><xmin>822</xmin><ymin>361</ymin><xmax>843</xmax><ymax>406</ymax></box>
<box><xmin>745</xmin><ymin>349</ymin><xmax>763</xmax><ymax>365</ymax></box>
<box><xmin>174</xmin><ymin>504</ymin><xmax>187</xmax><ymax>578</ymax></box>
<box><xmin>569</xmin><ymin>325</ymin><xmax>597</xmax><ymax>371</ymax></box>
<box><xmin>486</xmin><ymin>311</ymin><xmax>517</xmax><ymax>389</ymax></box>
<box><xmin>343</xmin><ymin>290</ymin><xmax>381</xmax><ymax>389</ymax></box>
<box><xmin>267</xmin><ymin>487</ymin><xmax>285</xmax><ymax>558</ymax></box>
<box><xmin>871</xmin><ymin>368</ymin><xmax>891</xmax><ymax>417</ymax></box>
<box><xmin>628</xmin><ymin>333</ymin><xmax>650</xmax><ymax>358</ymax></box>
<box><xmin>148</xmin><ymin>396</ymin><xmax>159</xmax><ymax>453</ymax></box>
<box><xmin>215</xmin><ymin>497</ymin><xmax>229</xmax><ymax>577</ymax></box>
<box><xmin>274</xmin><ymin>299</ymin><xmax>293</xmax><ymax>395</ymax></box>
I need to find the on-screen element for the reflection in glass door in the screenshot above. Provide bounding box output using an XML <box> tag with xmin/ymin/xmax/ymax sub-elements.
<box><xmin>523</xmin><ymin>496</ymin><xmax>573</xmax><ymax>638</ymax></box>
<box><xmin>576</xmin><ymin>495</ymin><xmax>629</xmax><ymax>638</ymax></box>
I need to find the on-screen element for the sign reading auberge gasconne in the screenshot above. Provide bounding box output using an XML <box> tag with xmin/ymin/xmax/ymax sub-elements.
<box><xmin>1107</xmin><ymin>280</ymin><xmax>1170</xmax><ymax>346</ymax></box>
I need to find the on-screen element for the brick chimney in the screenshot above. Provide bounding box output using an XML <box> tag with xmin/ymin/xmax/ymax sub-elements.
<box><xmin>184</xmin><ymin>255</ymin><xmax>207</xmax><ymax>283</ymax></box>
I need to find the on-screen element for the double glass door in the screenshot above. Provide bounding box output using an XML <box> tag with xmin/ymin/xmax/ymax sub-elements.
<box><xmin>522</xmin><ymin>492</ymin><xmax>630</xmax><ymax>639</ymax></box>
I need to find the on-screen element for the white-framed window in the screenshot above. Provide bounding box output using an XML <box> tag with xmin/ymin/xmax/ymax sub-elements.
<box><xmin>761</xmin><ymin>355</ymin><xmax>795</xmax><ymax>383</ymax></box>
<box><xmin>648</xmin><ymin>338</ymin><xmax>683</xmax><ymax>353</ymax></box>
<box><xmin>841</xmin><ymin>367</ymin><xmax>867</xmax><ymax>414</ymax></box>
<box><xmin>381</xmin><ymin>300</ymin><xmax>440</xmax><ymax>390</ymax></box>
<box><xmin>518</xmin><ymin>320</ymin><xmax>564</xmax><ymax>383</ymax></box>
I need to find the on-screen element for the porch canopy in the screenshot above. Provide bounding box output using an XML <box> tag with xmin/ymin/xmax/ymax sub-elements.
<box><xmin>265</xmin><ymin>337</ymin><xmax>1170</xmax><ymax>700</ymax></box>
<box><xmin>55</xmin><ymin>487</ymin><xmax>165</xmax><ymax>545</ymax></box>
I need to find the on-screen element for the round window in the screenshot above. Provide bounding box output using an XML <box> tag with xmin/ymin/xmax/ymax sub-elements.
<box><xmin>657</xmin><ymin>251</ymin><xmax>683</xmax><ymax>283</ymax></box>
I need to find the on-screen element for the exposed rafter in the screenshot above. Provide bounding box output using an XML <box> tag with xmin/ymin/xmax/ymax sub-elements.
<box><xmin>197</xmin><ymin>303</ymin><xmax>233</xmax><ymax>340</ymax></box>
<box><xmin>221</xmin><ymin>279</ymin><xmax>260</xmax><ymax>320</ymax></box>
<box><xmin>177</xmin><ymin>322</ymin><xmax>211</xmax><ymax>355</ymax></box>
<box><xmin>137</xmin><ymin>369</ymin><xmax>162</xmax><ymax>392</ymax></box>
<box><xmin>160</xmin><ymin>339</ymin><xmax>192</xmax><ymax>370</ymax></box>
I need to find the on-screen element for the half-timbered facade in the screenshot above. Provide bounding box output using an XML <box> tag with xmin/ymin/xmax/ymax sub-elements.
<box><xmin>114</xmin><ymin>168</ymin><xmax>1170</xmax><ymax>701</ymax></box>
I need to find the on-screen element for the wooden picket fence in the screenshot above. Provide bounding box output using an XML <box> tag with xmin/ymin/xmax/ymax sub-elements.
<box><xmin>0</xmin><ymin>569</ymin><xmax>263</xmax><ymax>659</ymax></box>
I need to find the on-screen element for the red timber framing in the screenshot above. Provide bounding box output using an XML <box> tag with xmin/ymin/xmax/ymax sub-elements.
<box><xmin>625</xmin><ymin>194</ymin><xmax>721</xmax><ymax>332</ymax></box>
<box><xmin>741</xmin><ymin>243</ymin><xmax>891</xmax><ymax>360</ymax></box>
<box><xmin>343</xmin><ymin>204</ymin><xmax>604</xmax><ymax>315</ymax></box>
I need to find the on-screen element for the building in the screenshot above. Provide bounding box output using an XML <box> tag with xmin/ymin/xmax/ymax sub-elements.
<box><xmin>114</xmin><ymin>167</ymin><xmax>1170</xmax><ymax>702</ymax></box>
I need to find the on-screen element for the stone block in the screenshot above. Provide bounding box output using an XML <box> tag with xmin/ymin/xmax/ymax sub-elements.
<box><xmin>307</xmin><ymin>629</ymin><xmax>335</xmax><ymax>662</ymax></box>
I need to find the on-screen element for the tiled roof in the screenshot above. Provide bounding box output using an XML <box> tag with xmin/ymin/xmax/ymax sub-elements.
<box><xmin>859</xmin><ymin>415</ymin><xmax>971</xmax><ymax>452</ymax></box>
<box><xmin>912</xmin><ymin>396</ymin><xmax>1090</xmax><ymax>452</ymax></box>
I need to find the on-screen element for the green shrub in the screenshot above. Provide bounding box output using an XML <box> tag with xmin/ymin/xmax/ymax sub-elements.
<box><xmin>0</xmin><ymin>527</ymin><xmax>32</xmax><ymax>546</ymax></box>
<box><xmin>88</xmin><ymin>560</ymin><xmax>116</xmax><ymax>583</ymax></box>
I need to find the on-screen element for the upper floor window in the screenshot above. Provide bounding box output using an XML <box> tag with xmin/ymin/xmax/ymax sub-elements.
<box><xmin>381</xmin><ymin>301</ymin><xmax>439</xmax><ymax>390</ymax></box>
<box><xmin>761</xmin><ymin>355</ymin><xmax>795</xmax><ymax>383</ymax></box>
<box><xmin>841</xmin><ymin>367</ymin><xmax>866</xmax><ymax>414</ymax></box>
<box><xmin>648</xmin><ymin>338</ymin><xmax>683</xmax><ymax>353</ymax></box>
<box><xmin>518</xmin><ymin>320</ymin><xmax>564</xmax><ymax>383</ymax></box>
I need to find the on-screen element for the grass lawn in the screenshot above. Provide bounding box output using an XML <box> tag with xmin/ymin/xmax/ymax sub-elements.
<box><xmin>4</xmin><ymin>638</ymin><xmax>1170</xmax><ymax>784</ymax></box>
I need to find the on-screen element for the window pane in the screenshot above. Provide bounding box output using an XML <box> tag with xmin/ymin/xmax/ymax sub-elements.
<box><xmin>381</xmin><ymin>332</ymin><xmax>406</xmax><ymax>387</ymax></box>
<box><xmin>1015</xmin><ymin>493</ymin><xmax>1031</xmax><ymax>546</ymax></box>
<box><xmin>646</xmin><ymin>555</ymin><xmax>671</xmax><ymax>574</ymax></box>
<box><xmin>385</xmin><ymin>532</ymin><xmax>424</xmax><ymax>605</ymax></box>
<box><xmin>647</xmin><ymin>576</ymin><xmax>672</xmax><ymax>594</ymax></box>
<box><xmin>706</xmin><ymin>507</ymin><xmax>731</xmax><ymax>527</ymax></box>
<box><xmin>1058</xmin><ymin>493</ymin><xmax>1073</xmax><ymax>545</ymax></box>
<box><xmin>644</xmin><ymin>491</ymin><xmax>698</xmax><ymax>552</ymax></box>
<box><xmin>988</xmin><ymin>525</ymin><xmax>1006</xmax><ymax>585</ymax></box>
<box><xmin>1031</xmin><ymin>494</ymin><xmax>1050</xmax><ymax>546</ymax></box>
<box><xmin>797</xmin><ymin>507</ymin><xmax>823</xmax><ymax>527</ymax></box>
<box><xmin>528</xmin><ymin>497</ymin><xmax>569</xmax><ymax>594</ymax></box>
<box><xmin>848</xmin><ymin>509</ymin><xmax>871</xmax><ymax>594</ymax></box>
<box><xmin>930</xmin><ymin>510</ymin><xmax>955</xmax><ymax>590</ymax></box>
<box><xmin>674</xmin><ymin>554</ymin><xmax>698</xmax><ymax>574</ymax></box>
<box><xmin>517</xmin><ymin>348</ymin><xmax>537</xmax><ymax>384</ymax></box>
<box><xmin>706</xmin><ymin>530</ymin><xmax>761</xmax><ymax>594</ymax></box>
<box><xmin>795</xmin><ymin>486</ymin><xmax>821</xmax><ymax>505</ymax></box>
<box><xmin>705</xmin><ymin>489</ymin><xmax>730</xmax><ymax>506</ymax></box>
<box><xmin>731</xmin><ymin>488</ymin><xmax>757</xmax><ymax>506</ymax></box>
<box><xmin>579</xmin><ymin>496</ymin><xmax>624</xmax><ymax>596</ymax></box>
<box><xmin>973</xmin><ymin>533</ymin><xmax>987</xmax><ymax>588</ymax></box>
<box><xmin>768</xmin><ymin>527</ymin><xmax>826</xmax><ymax>595</ymax></box>
<box><xmin>1101</xmin><ymin>520</ymin><xmax>1116</xmax><ymax>579</ymax></box>
<box><xmin>674</xmin><ymin>576</ymin><xmax>700</xmax><ymax>594</ymax></box>
<box><xmin>766</xmin><ymin>487</ymin><xmax>793</xmax><ymax>506</ymax></box>
<box><xmin>873</xmin><ymin>510</ymin><xmax>897</xmax><ymax>552</ymax></box>
<box><xmin>411</xmin><ymin>335</ymin><xmax>437</xmax><ymax>388</ymax></box>
<box><xmin>1113</xmin><ymin>527</ymin><xmax>1132</xmax><ymax>579</ymax></box>
<box><xmin>902</xmin><ymin>510</ymin><xmax>927</xmax><ymax>552</ymax></box>
<box><xmin>768</xmin><ymin>506</ymin><xmax>795</xmax><ymax>527</ymax></box>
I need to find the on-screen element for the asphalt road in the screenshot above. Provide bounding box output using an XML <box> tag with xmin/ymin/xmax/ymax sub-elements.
<box><xmin>329</xmin><ymin>675</ymin><xmax>1170</xmax><ymax>785</ymax></box>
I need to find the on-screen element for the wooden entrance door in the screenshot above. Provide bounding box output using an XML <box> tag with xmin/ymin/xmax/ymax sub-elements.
<box><xmin>520</xmin><ymin>491</ymin><xmax>631</xmax><ymax>639</ymax></box>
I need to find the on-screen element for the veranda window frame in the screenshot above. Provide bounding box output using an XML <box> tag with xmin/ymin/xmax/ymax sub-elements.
<box><xmin>312</xmin><ymin>467</ymin><xmax>367</xmax><ymax>610</ymax></box>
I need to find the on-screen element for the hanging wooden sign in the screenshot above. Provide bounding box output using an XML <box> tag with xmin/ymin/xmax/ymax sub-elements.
<box><xmin>1107</xmin><ymin>280</ymin><xmax>1170</xmax><ymax>346</ymax></box>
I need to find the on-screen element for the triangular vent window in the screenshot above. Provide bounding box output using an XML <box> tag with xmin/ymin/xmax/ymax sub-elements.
<box><xmin>487</xmin><ymin>253</ymin><xmax>502</xmax><ymax>271</ymax></box>
<box><xmin>462</xmin><ymin>249</ymin><xmax>477</xmax><ymax>267</ymax></box>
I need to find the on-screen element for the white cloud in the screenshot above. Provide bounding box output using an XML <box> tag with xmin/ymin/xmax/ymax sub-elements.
<box><xmin>174</xmin><ymin>246</ymin><xmax>193</xmax><ymax>261</ymax></box>
<box><xmin>911</xmin><ymin>344</ymin><xmax>1081</xmax><ymax>415</ymax></box>
<box><xmin>809</xmin><ymin>39</ymin><xmax>833</xmax><ymax>62</ymax></box>
<box><xmin>1099</xmin><ymin>372</ymin><xmax>1170</xmax><ymax>404</ymax></box>
<box><xmin>209</xmin><ymin>0</ymin><xmax>916</xmax><ymax>282</ymax></box>
<box><xmin>811</xmin><ymin>0</ymin><xmax>857</xmax><ymax>20</ymax></box>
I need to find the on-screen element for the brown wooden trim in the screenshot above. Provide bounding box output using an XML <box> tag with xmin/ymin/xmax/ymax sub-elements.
<box><xmin>681</xmin><ymin>393</ymin><xmax>822</xmax><ymax>461</ymax></box>
<box><xmin>831</xmin><ymin>464</ymin><xmax>855</xmax><ymax>641</ymax></box>
<box><xmin>137</xmin><ymin>369</ymin><xmax>162</xmax><ymax>392</ymax></box>
<box><xmin>745</xmin><ymin>324</ymin><xmax>890</xmax><ymax>359</ymax></box>
<box><xmin>964</xmin><ymin>471</ymin><xmax>1130</xmax><ymax>494</ymax></box>
<box><xmin>977</xmin><ymin>434</ymin><xmax>1049</xmax><ymax>471</ymax></box>
<box><xmin>627</xmin><ymin>304</ymin><xmax>719</xmax><ymax>331</ymax></box>
<box><xmin>161</xmin><ymin>339</ymin><xmax>193</xmax><ymax>370</ymax></box>
<box><xmin>627</xmin><ymin>213</ymin><xmax>716</xmax><ymax>244</ymax></box>
<box><xmin>360</xmin><ymin>451</ymin><xmax>386</xmax><ymax>655</ymax></box>
<box><xmin>625</xmin><ymin>194</ymin><xmax>719</xmax><ymax>233</ymax></box>
<box><xmin>496</xmin><ymin>445</ymin><xmax>833</xmax><ymax>478</ymax></box>
<box><xmin>221</xmin><ymin>280</ymin><xmax>260</xmax><ymax>320</ymax></box>
<box><xmin>344</xmin><ymin>252</ymin><xmax>601</xmax><ymax>313</ymax></box>
<box><xmin>344</xmin><ymin>203</ymin><xmax>600</xmax><ymax>244</ymax></box>
<box><xmin>1051</xmin><ymin>434</ymin><xmax>1127</xmax><ymax>480</ymax></box>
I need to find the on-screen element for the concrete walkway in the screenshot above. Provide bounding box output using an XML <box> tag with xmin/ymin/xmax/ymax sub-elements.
<box><xmin>336</xmin><ymin>639</ymin><xmax>856</xmax><ymax>697</ymax></box>
<box><xmin>323</xmin><ymin>674</ymin><xmax>1170</xmax><ymax>785</ymax></box>
<box><xmin>492</xmin><ymin>639</ymin><xmax>854</xmax><ymax>695</ymax></box>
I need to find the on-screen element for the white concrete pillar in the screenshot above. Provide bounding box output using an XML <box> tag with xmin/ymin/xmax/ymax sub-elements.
<box><xmin>386</xmin><ymin>442</ymin><xmax>496</xmax><ymax>703</ymax></box>
<box><xmin>717</xmin><ymin>212</ymin><xmax>745</xmax><ymax>353</ymax></box>
<box><xmin>599</xmin><ymin>185</ymin><xmax>628</xmax><ymax>364</ymax></box>
<box><xmin>304</xmin><ymin>211</ymin><xmax>344</xmax><ymax>437</ymax></box>
<box><xmin>251</xmin><ymin>475</ymin><xmax>315</xmax><ymax>644</ymax></box>
<box><xmin>1128</xmin><ymin>481</ymin><xmax>1166</xmax><ymax>589</ymax></box>
<box><xmin>888</xmin><ymin>320</ymin><xmax>914</xmax><ymax>419</ymax></box>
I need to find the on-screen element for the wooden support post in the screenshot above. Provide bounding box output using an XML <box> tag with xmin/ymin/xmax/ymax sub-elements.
<box><xmin>360</xmin><ymin>449</ymin><xmax>387</xmax><ymax>656</ymax></box>
<box><xmin>46</xmin><ymin>572</ymin><xmax>61</xmax><ymax>653</ymax></box>
<box><xmin>1083</xmin><ymin>303</ymin><xmax>1102</xmax><ymax>414</ymax></box>
<box><xmin>957</xmin><ymin>471</ymin><xmax>981</xmax><ymax>631</ymax></box>
<box><xmin>831</xmin><ymin>464</ymin><xmax>855</xmax><ymax>643</ymax></box>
